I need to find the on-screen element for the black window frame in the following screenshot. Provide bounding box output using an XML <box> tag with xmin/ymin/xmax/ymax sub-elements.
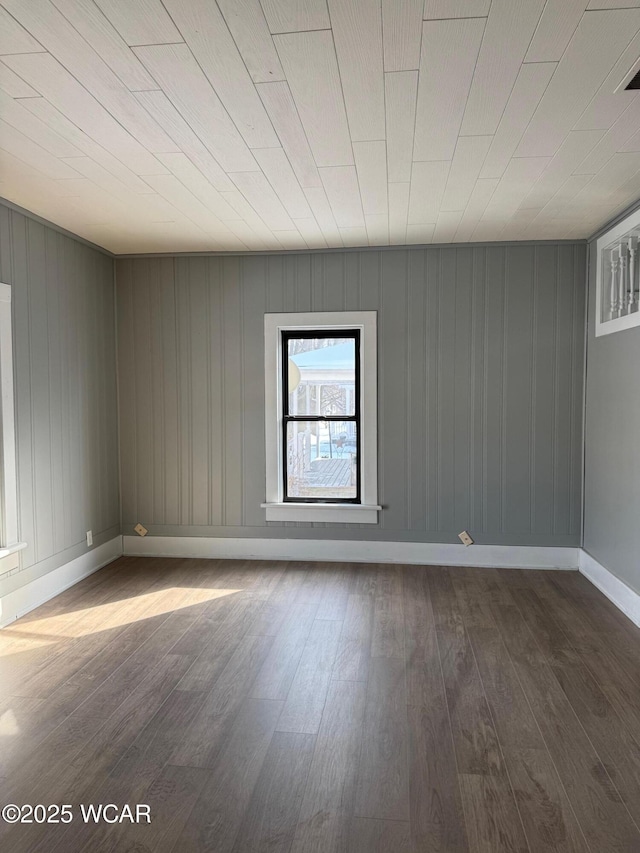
<box><xmin>282</xmin><ymin>329</ymin><xmax>361</xmax><ymax>504</ymax></box>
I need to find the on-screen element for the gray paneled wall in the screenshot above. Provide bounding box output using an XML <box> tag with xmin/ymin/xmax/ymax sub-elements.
<box><xmin>0</xmin><ymin>203</ymin><xmax>119</xmax><ymax>596</ymax></box>
<box><xmin>584</xmin><ymin>233</ymin><xmax>640</xmax><ymax>593</ymax></box>
<box><xmin>116</xmin><ymin>243</ymin><xmax>585</xmax><ymax>546</ymax></box>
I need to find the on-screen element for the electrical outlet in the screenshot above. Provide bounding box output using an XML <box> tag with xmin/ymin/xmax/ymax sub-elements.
<box><xmin>134</xmin><ymin>523</ymin><xmax>148</xmax><ymax>537</ymax></box>
<box><xmin>458</xmin><ymin>530</ymin><xmax>473</xmax><ymax>547</ymax></box>
<box><xmin>86</xmin><ymin>530</ymin><xmax>93</xmax><ymax>547</ymax></box>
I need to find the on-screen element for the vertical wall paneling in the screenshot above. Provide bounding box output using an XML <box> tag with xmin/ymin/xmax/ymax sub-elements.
<box><xmin>453</xmin><ymin>248</ymin><xmax>472</xmax><ymax>534</ymax></box>
<box><xmin>380</xmin><ymin>250</ymin><xmax>407</xmax><ymax>530</ymax></box>
<box><xmin>116</xmin><ymin>242</ymin><xmax>585</xmax><ymax>547</ymax></box>
<box><xmin>407</xmin><ymin>249</ymin><xmax>426</xmax><ymax>530</ymax></box>
<box><xmin>482</xmin><ymin>248</ymin><xmax>506</xmax><ymax>535</ymax></box>
<box><xmin>503</xmin><ymin>246</ymin><xmax>534</xmax><ymax>534</ymax></box>
<box><xmin>0</xmin><ymin>202</ymin><xmax>119</xmax><ymax>597</ymax></box>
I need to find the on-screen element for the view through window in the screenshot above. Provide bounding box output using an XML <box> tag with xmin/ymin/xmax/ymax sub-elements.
<box><xmin>282</xmin><ymin>331</ymin><xmax>360</xmax><ymax>502</ymax></box>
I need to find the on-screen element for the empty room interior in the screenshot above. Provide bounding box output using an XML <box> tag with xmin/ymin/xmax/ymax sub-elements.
<box><xmin>2</xmin><ymin>0</ymin><xmax>640</xmax><ymax>851</ymax></box>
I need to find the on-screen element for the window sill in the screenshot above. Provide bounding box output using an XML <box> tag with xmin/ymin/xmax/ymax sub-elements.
<box><xmin>261</xmin><ymin>503</ymin><xmax>381</xmax><ymax>524</ymax></box>
<box><xmin>0</xmin><ymin>541</ymin><xmax>27</xmax><ymax>559</ymax></box>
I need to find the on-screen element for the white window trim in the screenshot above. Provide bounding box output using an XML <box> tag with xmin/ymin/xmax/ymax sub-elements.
<box><xmin>0</xmin><ymin>283</ymin><xmax>25</xmax><ymax>558</ymax></box>
<box><xmin>263</xmin><ymin>311</ymin><xmax>380</xmax><ymax>524</ymax></box>
<box><xmin>595</xmin><ymin>206</ymin><xmax>640</xmax><ymax>337</ymax></box>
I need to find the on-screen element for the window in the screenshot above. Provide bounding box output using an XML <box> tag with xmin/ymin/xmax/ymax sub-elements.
<box><xmin>263</xmin><ymin>312</ymin><xmax>379</xmax><ymax>523</ymax></box>
<box><xmin>0</xmin><ymin>283</ymin><xmax>23</xmax><ymax>559</ymax></box>
<box><xmin>595</xmin><ymin>206</ymin><xmax>640</xmax><ymax>336</ymax></box>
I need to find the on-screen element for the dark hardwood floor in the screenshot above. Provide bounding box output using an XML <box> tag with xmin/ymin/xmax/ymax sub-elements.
<box><xmin>1</xmin><ymin>556</ymin><xmax>640</xmax><ymax>852</ymax></box>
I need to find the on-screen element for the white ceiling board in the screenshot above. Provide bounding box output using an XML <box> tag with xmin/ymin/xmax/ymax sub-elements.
<box><xmin>2</xmin><ymin>0</ymin><xmax>177</xmax><ymax>153</ymax></box>
<box><xmin>134</xmin><ymin>44</ymin><xmax>258</xmax><ymax>173</ymax></box>
<box><xmin>339</xmin><ymin>226</ymin><xmax>367</xmax><ymax>247</ymax></box>
<box><xmin>525</xmin><ymin>0</ymin><xmax>587</xmax><ymax>63</ymax></box>
<box><xmin>621</xmin><ymin>127</ymin><xmax>640</xmax><ymax>152</ymax></box>
<box><xmin>587</xmin><ymin>0</ymin><xmax>640</xmax><ymax>7</ymax></box>
<box><xmin>303</xmin><ymin>185</ymin><xmax>343</xmax><ymax>244</ymax></box>
<box><xmin>273</xmin><ymin>229</ymin><xmax>308</xmax><ymax>249</ymax></box>
<box><xmin>574</xmin><ymin>31</ymin><xmax>640</xmax><ymax>130</ymax></box>
<box><xmin>274</xmin><ymin>30</ymin><xmax>353</xmax><ymax>167</ymax></box>
<box><xmin>385</xmin><ymin>71</ymin><xmax>417</xmax><ymax>183</ymax></box>
<box><xmin>432</xmin><ymin>210</ymin><xmax>463</xmax><ymax>244</ymax></box>
<box><xmin>382</xmin><ymin>0</ymin><xmax>422</xmax><ymax>72</ymax></box>
<box><xmin>454</xmin><ymin>178</ymin><xmax>499</xmax><ymax>242</ymax></box>
<box><xmin>0</xmin><ymin>117</ymin><xmax>80</xmax><ymax>179</ymax></box>
<box><xmin>142</xmin><ymin>172</ymin><xmax>247</xmax><ymax>249</ymax></box>
<box><xmin>575</xmin><ymin>101</ymin><xmax>640</xmax><ymax>174</ymax></box>
<box><xmin>472</xmin><ymin>216</ymin><xmax>511</xmax><ymax>242</ymax></box>
<box><xmin>0</xmin><ymin>147</ymin><xmax>75</xmax><ymax>194</ymax></box>
<box><xmin>530</xmin><ymin>174</ymin><xmax>594</xmax><ymax>222</ymax></box>
<box><xmin>256</xmin><ymin>82</ymin><xmax>322</xmax><ymax>189</ymax></box>
<box><xmin>49</xmin><ymin>0</ymin><xmax>157</xmax><ymax>91</ymax></box>
<box><xmin>0</xmin><ymin>7</ymin><xmax>42</xmax><ymax>54</ymax></box>
<box><xmin>353</xmin><ymin>141</ymin><xmax>388</xmax><ymax>216</ymax></box>
<box><xmin>365</xmin><ymin>213</ymin><xmax>389</xmax><ymax>245</ymax></box>
<box><xmin>500</xmin><ymin>209</ymin><xmax>542</xmax><ymax>241</ymax></box>
<box><xmin>260</xmin><ymin>0</ymin><xmax>330</xmax><ymax>34</ymax></box>
<box><xmin>253</xmin><ymin>147</ymin><xmax>313</xmax><ymax>218</ymax></box>
<box><xmin>217</xmin><ymin>0</ymin><xmax>285</xmax><ymax>84</ymax></box>
<box><xmin>0</xmin><ymin>89</ymin><xmax>83</xmax><ymax>158</ymax></box>
<box><xmin>441</xmin><ymin>135</ymin><xmax>492</xmax><ymax>211</ymax></box>
<box><xmin>4</xmin><ymin>53</ymin><xmax>167</xmax><ymax>175</ymax></box>
<box><xmin>408</xmin><ymin>161</ymin><xmax>449</xmax><ymax>224</ymax></box>
<box><xmin>4</xmin><ymin>0</ymin><xmax>640</xmax><ymax>251</ymax></box>
<box><xmin>133</xmin><ymin>90</ymin><xmax>235</xmax><ymax>192</ymax></box>
<box><xmin>292</xmin><ymin>217</ymin><xmax>328</xmax><ymax>248</ymax></box>
<box><xmin>220</xmin><ymin>188</ymin><xmax>279</xmax><ymax>240</ymax></box>
<box><xmin>320</xmin><ymin>165</ymin><xmax>365</xmax><ymax>228</ymax></box>
<box><xmin>93</xmin><ymin>0</ymin><xmax>182</xmax><ymax>46</ymax></box>
<box><xmin>480</xmin><ymin>62</ymin><xmax>557</xmax><ymax>179</ymax></box>
<box><xmin>406</xmin><ymin>223</ymin><xmax>434</xmax><ymax>244</ymax></box>
<box><xmin>388</xmin><ymin>181</ymin><xmax>410</xmax><ymax>244</ymax></box>
<box><xmin>484</xmin><ymin>157</ymin><xmax>552</xmax><ymax>216</ymax></box>
<box><xmin>53</xmin><ymin>170</ymin><xmax>191</xmax><ymax>230</ymax></box>
<box><xmin>56</xmin><ymin>157</ymin><xmax>180</xmax><ymax>220</ymax></box>
<box><xmin>0</xmin><ymin>63</ymin><xmax>38</xmax><ymax>97</ymax></box>
<box><xmin>460</xmin><ymin>0</ymin><xmax>547</xmax><ymax>136</ymax></box>
<box><xmin>328</xmin><ymin>0</ymin><xmax>385</xmax><ymax>142</ymax></box>
<box><xmin>516</xmin><ymin>10</ymin><xmax>640</xmax><ymax>157</ymax></box>
<box><xmin>161</xmin><ymin>0</ymin><xmax>279</xmax><ymax>149</ymax></box>
<box><xmin>17</xmin><ymin>95</ymin><xmax>160</xmax><ymax>192</ymax></box>
<box><xmin>222</xmin><ymin>219</ymin><xmax>272</xmax><ymax>251</ymax></box>
<box><xmin>563</xmin><ymin>151</ymin><xmax>640</xmax><ymax>209</ymax></box>
<box><xmin>154</xmin><ymin>152</ymin><xmax>241</xmax><ymax>221</ymax></box>
<box><xmin>229</xmin><ymin>170</ymin><xmax>296</xmax><ymax>230</ymax></box>
<box><xmin>414</xmin><ymin>18</ymin><xmax>485</xmax><ymax>162</ymax></box>
<box><xmin>423</xmin><ymin>0</ymin><xmax>491</xmax><ymax>18</ymax></box>
<box><xmin>518</xmin><ymin>130</ymin><xmax>604</xmax><ymax>209</ymax></box>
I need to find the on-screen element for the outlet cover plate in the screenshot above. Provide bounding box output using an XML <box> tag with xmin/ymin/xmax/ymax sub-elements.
<box><xmin>134</xmin><ymin>523</ymin><xmax>148</xmax><ymax>537</ymax></box>
<box><xmin>458</xmin><ymin>530</ymin><xmax>473</xmax><ymax>546</ymax></box>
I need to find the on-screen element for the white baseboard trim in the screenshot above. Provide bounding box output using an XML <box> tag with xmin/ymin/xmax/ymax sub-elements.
<box><xmin>0</xmin><ymin>535</ymin><xmax>123</xmax><ymax>628</ymax></box>
<box><xmin>579</xmin><ymin>549</ymin><xmax>640</xmax><ymax>628</ymax></box>
<box><xmin>123</xmin><ymin>535</ymin><xmax>579</xmax><ymax>570</ymax></box>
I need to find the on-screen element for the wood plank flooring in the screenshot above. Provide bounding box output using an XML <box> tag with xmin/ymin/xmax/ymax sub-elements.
<box><xmin>1</xmin><ymin>556</ymin><xmax>640</xmax><ymax>852</ymax></box>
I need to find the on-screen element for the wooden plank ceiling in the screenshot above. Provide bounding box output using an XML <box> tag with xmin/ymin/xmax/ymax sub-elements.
<box><xmin>1</xmin><ymin>0</ymin><xmax>640</xmax><ymax>254</ymax></box>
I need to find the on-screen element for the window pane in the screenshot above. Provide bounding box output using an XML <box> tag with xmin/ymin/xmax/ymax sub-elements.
<box><xmin>286</xmin><ymin>420</ymin><xmax>357</xmax><ymax>500</ymax></box>
<box><xmin>286</xmin><ymin>336</ymin><xmax>356</xmax><ymax>416</ymax></box>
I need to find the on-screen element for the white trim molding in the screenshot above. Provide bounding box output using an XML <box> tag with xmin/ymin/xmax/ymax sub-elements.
<box><xmin>0</xmin><ymin>535</ymin><xmax>123</xmax><ymax>628</ymax></box>
<box><xmin>0</xmin><ymin>282</ymin><xmax>19</xmax><ymax>550</ymax></box>
<box><xmin>123</xmin><ymin>535</ymin><xmax>579</xmax><ymax>570</ymax></box>
<box><xmin>264</xmin><ymin>311</ymin><xmax>378</xmax><ymax>523</ymax></box>
<box><xmin>579</xmin><ymin>549</ymin><xmax>640</xmax><ymax>628</ymax></box>
<box><xmin>595</xmin><ymin>206</ymin><xmax>640</xmax><ymax>336</ymax></box>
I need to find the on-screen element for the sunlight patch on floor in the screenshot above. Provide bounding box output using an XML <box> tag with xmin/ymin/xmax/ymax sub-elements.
<box><xmin>0</xmin><ymin>587</ymin><xmax>242</xmax><ymax>650</ymax></box>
